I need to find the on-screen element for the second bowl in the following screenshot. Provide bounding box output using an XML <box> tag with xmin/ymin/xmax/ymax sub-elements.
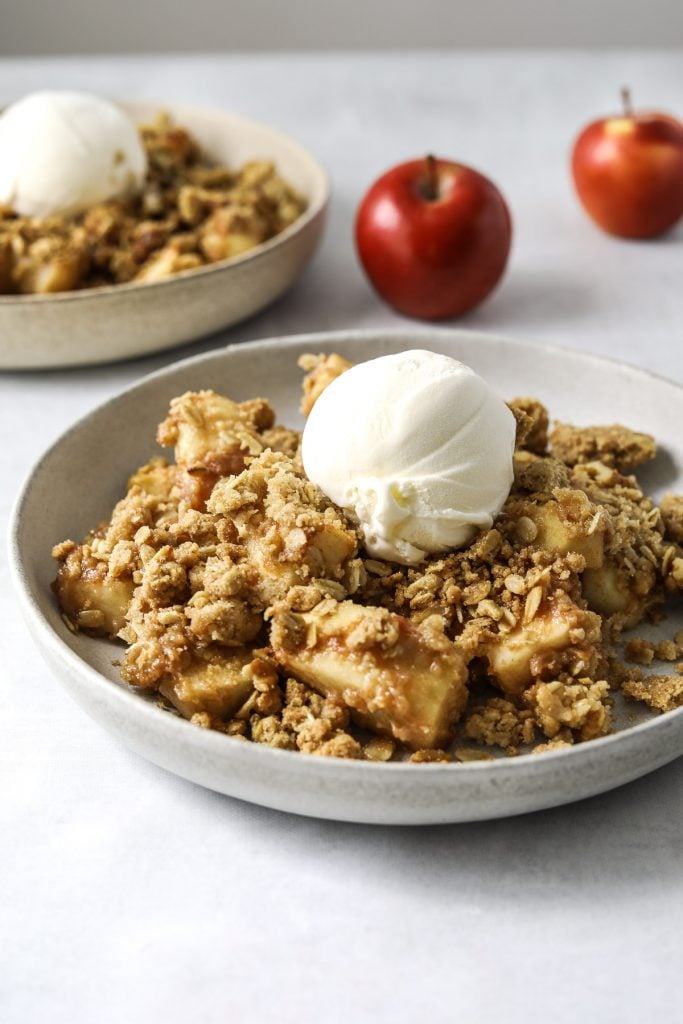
<box><xmin>0</xmin><ymin>100</ymin><xmax>329</xmax><ymax>369</ymax></box>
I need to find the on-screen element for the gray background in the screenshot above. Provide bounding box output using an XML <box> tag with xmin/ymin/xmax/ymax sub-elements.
<box><xmin>2</xmin><ymin>0</ymin><xmax>683</xmax><ymax>54</ymax></box>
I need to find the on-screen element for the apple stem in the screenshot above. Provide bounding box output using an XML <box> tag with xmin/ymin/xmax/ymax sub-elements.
<box><xmin>621</xmin><ymin>86</ymin><xmax>634</xmax><ymax>117</ymax></box>
<box><xmin>423</xmin><ymin>154</ymin><xmax>439</xmax><ymax>201</ymax></box>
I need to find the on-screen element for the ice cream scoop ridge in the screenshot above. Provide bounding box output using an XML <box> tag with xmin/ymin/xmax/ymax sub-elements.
<box><xmin>301</xmin><ymin>349</ymin><xmax>516</xmax><ymax>564</ymax></box>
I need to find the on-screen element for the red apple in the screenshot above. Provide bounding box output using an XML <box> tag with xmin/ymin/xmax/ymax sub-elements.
<box><xmin>355</xmin><ymin>155</ymin><xmax>512</xmax><ymax>320</ymax></box>
<box><xmin>572</xmin><ymin>89</ymin><xmax>683</xmax><ymax>239</ymax></box>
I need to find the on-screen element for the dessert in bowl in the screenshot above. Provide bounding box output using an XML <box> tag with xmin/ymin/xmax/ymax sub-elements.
<box><xmin>10</xmin><ymin>330</ymin><xmax>683</xmax><ymax>825</ymax></box>
<box><xmin>0</xmin><ymin>93</ymin><xmax>328</xmax><ymax>368</ymax></box>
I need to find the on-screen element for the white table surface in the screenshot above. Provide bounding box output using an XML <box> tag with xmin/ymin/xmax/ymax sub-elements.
<box><xmin>2</xmin><ymin>52</ymin><xmax>682</xmax><ymax>1024</ymax></box>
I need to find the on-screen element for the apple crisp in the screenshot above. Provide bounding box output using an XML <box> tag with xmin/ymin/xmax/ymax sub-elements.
<box><xmin>0</xmin><ymin>113</ymin><xmax>306</xmax><ymax>295</ymax></box>
<box><xmin>52</xmin><ymin>354</ymin><xmax>683</xmax><ymax>762</ymax></box>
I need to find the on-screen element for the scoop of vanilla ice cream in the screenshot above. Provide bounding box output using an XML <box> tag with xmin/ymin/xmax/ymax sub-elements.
<box><xmin>302</xmin><ymin>349</ymin><xmax>516</xmax><ymax>564</ymax></box>
<box><xmin>0</xmin><ymin>91</ymin><xmax>147</xmax><ymax>218</ymax></box>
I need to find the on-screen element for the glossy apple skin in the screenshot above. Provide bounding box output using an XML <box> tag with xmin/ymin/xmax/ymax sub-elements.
<box><xmin>572</xmin><ymin>113</ymin><xmax>683</xmax><ymax>238</ymax></box>
<box><xmin>355</xmin><ymin>158</ymin><xmax>512</xmax><ymax>320</ymax></box>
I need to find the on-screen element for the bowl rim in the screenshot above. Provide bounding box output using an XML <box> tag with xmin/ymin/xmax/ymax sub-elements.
<box><xmin>8</xmin><ymin>327</ymin><xmax>683</xmax><ymax>778</ymax></box>
<box><xmin>0</xmin><ymin>100</ymin><xmax>330</xmax><ymax>308</ymax></box>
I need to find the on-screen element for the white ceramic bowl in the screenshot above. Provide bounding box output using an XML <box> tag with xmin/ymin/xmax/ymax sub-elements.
<box><xmin>9</xmin><ymin>329</ymin><xmax>683</xmax><ymax>823</ymax></box>
<box><xmin>0</xmin><ymin>101</ymin><xmax>328</xmax><ymax>369</ymax></box>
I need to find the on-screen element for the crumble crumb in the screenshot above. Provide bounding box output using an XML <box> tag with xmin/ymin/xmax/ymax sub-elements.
<box><xmin>626</xmin><ymin>635</ymin><xmax>683</xmax><ymax>665</ymax></box>
<box><xmin>621</xmin><ymin>675</ymin><xmax>683</xmax><ymax>714</ymax></box>
<box><xmin>660</xmin><ymin>494</ymin><xmax>683</xmax><ymax>544</ymax></box>
<box><xmin>363</xmin><ymin>737</ymin><xmax>396</xmax><ymax>762</ymax></box>
<box><xmin>298</xmin><ymin>352</ymin><xmax>353</xmax><ymax>415</ymax></box>
<box><xmin>462</xmin><ymin>697</ymin><xmax>536</xmax><ymax>749</ymax></box>
<box><xmin>524</xmin><ymin>677</ymin><xmax>611</xmax><ymax>741</ymax></box>
<box><xmin>550</xmin><ymin>422</ymin><xmax>656</xmax><ymax>471</ymax></box>
<box><xmin>453</xmin><ymin>748</ymin><xmax>495</xmax><ymax>763</ymax></box>
<box><xmin>532</xmin><ymin>739</ymin><xmax>573</xmax><ymax>754</ymax></box>
<box><xmin>410</xmin><ymin>749</ymin><xmax>454</xmax><ymax>763</ymax></box>
<box><xmin>655</xmin><ymin>639</ymin><xmax>680</xmax><ymax>662</ymax></box>
<box><xmin>236</xmin><ymin>677</ymin><xmax>364</xmax><ymax>758</ymax></box>
<box><xmin>625</xmin><ymin>638</ymin><xmax>655</xmax><ymax>665</ymax></box>
<box><xmin>508</xmin><ymin>397</ymin><xmax>549</xmax><ymax>454</ymax></box>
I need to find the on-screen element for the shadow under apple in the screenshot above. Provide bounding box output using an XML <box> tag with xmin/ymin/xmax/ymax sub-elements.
<box><xmin>457</xmin><ymin>266</ymin><xmax>602</xmax><ymax>333</ymax></box>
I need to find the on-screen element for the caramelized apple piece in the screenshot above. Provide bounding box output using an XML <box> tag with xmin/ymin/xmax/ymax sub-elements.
<box><xmin>157</xmin><ymin>390</ymin><xmax>272</xmax><ymax>471</ymax></box>
<box><xmin>270</xmin><ymin>599</ymin><xmax>469</xmax><ymax>750</ymax></box>
<box><xmin>15</xmin><ymin>243</ymin><xmax>88</xmax><ymax>294</ymax></box>
<box><xmin>481</xmin><ymin>591</ymin><xmax>601</xmax><ymax>695</ymax></box>
<box><xmin>157</xmin><ymin>390</ymin><xmax>274</xmax><ymax>508</ymax></box>
<box><xmin>527</xmin><ymin>489</ymin><xmax>607</xmax><ymax>570</ymax></box>
<box><xmin>582</xmin><ymin>560</ymin><xmax>657</xmax><ymax>629</ymax></box>
<box><xmin>199</xmin><ymin>201</ymin><xmax>272</xmax><ymax>261</ymax></box>
<box><xmin>53</xmin><ymin>545</ymin><xmax>134</xmax><ymax>637</ymax></box>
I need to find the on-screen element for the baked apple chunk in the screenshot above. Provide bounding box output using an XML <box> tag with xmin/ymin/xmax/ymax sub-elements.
<box><xmin>157</xmin><ymin>390</ymin><xmax>274</xmax><ymax>508</ymax></box>
<box><xmin>52</xmin><ymin>478</ymin><xmax>180</xmax><ymax>638</ymax></box>
<box><xmin>524</xmin><ymin>488</ymin><xmax>608</xmax><ymax>570</ymax></box>
<box><xmin>481</xmin><ymin>590</ymin><xmax>602</xmax><ymax>695</ymax></box>
<box><xmin>270</xmin><ymin>598</ymin><xmax>469</xmax><ymax>749</ymax></box>
<box><xmin>52</xmin><ymin>544</ymin><xmax>134</xmax><ymax>636</ymax></box>
<box><xmin>159</xmin><ymin>648</ymin><xmax>258</xmax><ymax>720</ymax></box>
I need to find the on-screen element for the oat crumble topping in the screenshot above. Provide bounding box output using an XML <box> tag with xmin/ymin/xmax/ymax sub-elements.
<box><xmin>51</xmin><ymin>354</ymin><xmax>683</xmax><ymax>762</ymax></box>
<box><xmin>550</xmin><ymin>422</ymin><xmax>656</xmax><ymax>471</ymax></box>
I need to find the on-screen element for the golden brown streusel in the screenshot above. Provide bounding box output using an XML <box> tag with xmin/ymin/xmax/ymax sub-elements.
<box><xmin>247</xmin><ymin>678</ymin><xmax>362</xmax><ymax>758</ymax></box>
<box><xmin>550</xmin><ymin>422</ymin><xmax>656</xmax><ymax>471</ymax></box>
<box><xmin>621</xmin><ymin>675</ymin><xmax>683</xmax><ymax>714</ymax></box>
<box><xmin>462</xmin><ymin>697</ymin><xmax>536</xmax><ymax>749</ymax></box>
<box><xmin>625</xmin><ymin>638</ymin><xmax>656</xmax><ymax>665</ymax></box>
<box><xmin>524</xmin><ymin>677</ymin><xmax>611</xmax><ymax>741</ymax></box>
<box><xmin>298</xmin><ymin>352</ymin><xmax>353</xmax><ymax>415</ymax></box>
<box><xmin>51</xmin><ymin>352</ymin><xmax>683</xmax><ymax>763</ymax></box>
<box><xmin>508</xmin><ymin>397</ymin><xmax>549</xmax><ymax>454</ymax></box>
<box><xmin>655</xmin><ymin>639</ymin><xmax>680</xmax><ymax>661</ymax></box>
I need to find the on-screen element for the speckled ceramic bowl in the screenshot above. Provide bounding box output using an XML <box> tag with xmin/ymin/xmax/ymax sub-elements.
<box><xmin>9</xmin><ymin>329</ymin><xmax>683</xmax><ymax>823</ymax></box>
<box><xmin>0</xmin><ymin>102</ymin><xmax>328</xmax><ymax>369</ymax></box>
